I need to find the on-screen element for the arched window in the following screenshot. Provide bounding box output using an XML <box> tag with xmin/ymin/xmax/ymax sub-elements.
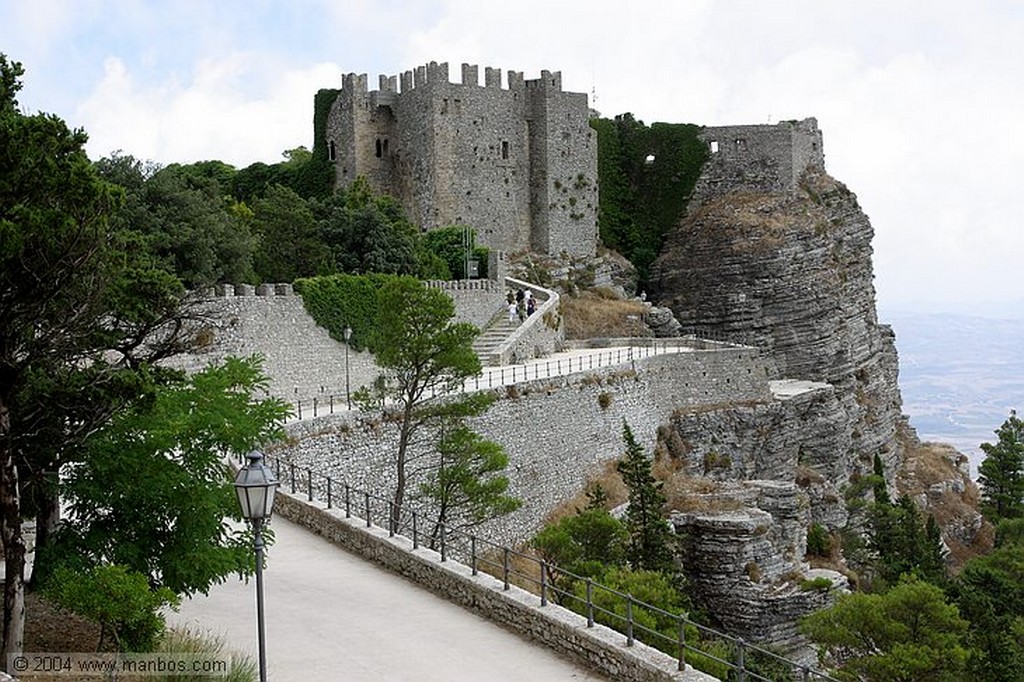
<box><xmin>328</xmin><ymin>140</ymin><xmax>336</xmax><ymax>161</ymax></box>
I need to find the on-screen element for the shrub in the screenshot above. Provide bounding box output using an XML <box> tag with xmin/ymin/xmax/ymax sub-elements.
<box><xmin>806</xmin><ymin>523</ymin><xmax>834</xmax><ymax>557</ymax></box>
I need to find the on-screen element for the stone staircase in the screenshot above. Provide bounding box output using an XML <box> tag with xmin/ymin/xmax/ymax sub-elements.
<box><xmin>472</xmin><ymin>313</ymin><xmax>520</xmax><ymax>365</ymax></box>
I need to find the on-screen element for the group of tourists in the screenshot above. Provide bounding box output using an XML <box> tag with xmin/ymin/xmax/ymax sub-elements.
<box><xmin>507</xmin><ymin>288</ymin><xmax>536</xmax><ymax>323</ymax></box>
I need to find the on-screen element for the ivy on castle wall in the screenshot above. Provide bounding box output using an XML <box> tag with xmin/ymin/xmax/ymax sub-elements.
<box><xmin>294</xmin><ymin>272</ymin><xmax>401</xmax><ymax>351</ymax></box>
<box><xmin>590</xmin><ymin>115</ymin><xmax>708</xmax><ymax>287</ymax></box>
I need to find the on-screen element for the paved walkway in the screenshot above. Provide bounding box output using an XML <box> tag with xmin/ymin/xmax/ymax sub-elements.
<box><xmin>168</xmin><ymin>517</ymin><xmax>608</xmax><ymax>681</ymax></box>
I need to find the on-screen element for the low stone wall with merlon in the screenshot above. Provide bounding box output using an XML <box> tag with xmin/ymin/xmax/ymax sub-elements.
<box><xmin>273</xmin><ymin>489</ymin><xmax>717</xmax><ymax>682</ymax></box>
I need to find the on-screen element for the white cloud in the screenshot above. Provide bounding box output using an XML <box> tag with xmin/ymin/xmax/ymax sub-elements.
<box><xmin>79</xmin><ymin>54</ymin><xmax>341</xmax><ymax>166</ymax></box>
<box><xmin>4</xmin><ymin>0</ymin><xmax>1020</xmax><ymax>313</ymax></box>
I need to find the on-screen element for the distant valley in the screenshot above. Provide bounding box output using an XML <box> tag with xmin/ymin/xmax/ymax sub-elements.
<box><xmin>882</xmin><ymin>310</ymin><xmax>1024</xmax><ymax>477</ymax></box>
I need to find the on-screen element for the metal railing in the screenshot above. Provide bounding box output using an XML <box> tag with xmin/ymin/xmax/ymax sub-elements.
<box><xmin>264</xmin><ymin>453</ymin><xmax>839</xmax><ymax>682</ymax></box>
<box><xmin>287</xmin><ymin>337</ymin><xmax>737</xmax><ymax>421</ymax></box>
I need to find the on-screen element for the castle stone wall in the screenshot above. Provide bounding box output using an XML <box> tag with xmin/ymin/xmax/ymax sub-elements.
<box><xmin>696</xmin><ymin>118</ymin><xmax>824</xmax><ymax>197</ymax></box>
<box><xmin>273</xmin><ymin>347</ymin><xmax>773</xmax><ymax>548</ymax></box>
<box><xmin>324</xmin><ymin>62</ymin><xmax>597</xmax><ymax>258</ymax></box>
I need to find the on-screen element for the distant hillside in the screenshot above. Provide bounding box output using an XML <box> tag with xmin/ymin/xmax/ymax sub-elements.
<box><xmin>883</xmin><ymin>310</ymin><xmax>1024</xmax><ymax>476</ymax></box>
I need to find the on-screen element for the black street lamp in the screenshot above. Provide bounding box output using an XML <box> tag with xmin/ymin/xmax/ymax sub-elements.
<box><xmin>343</xmin><ymin>326</ymin><xmax>352</xmax><ymax>410</ymax></box>
<box><xmin>234</xmin><ymin>450</ymin><xmax>278</xmax><ymax>682</ymax></box>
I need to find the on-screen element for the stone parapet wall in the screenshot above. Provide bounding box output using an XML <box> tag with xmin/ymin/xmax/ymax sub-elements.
<box><xmin>273</xmin><ymin>489</ymin><xmax>717</xmax><ymax>682</ymax></box>
<box><xmin>424</xmin><ymin>278</ymin><xmax>506</xmax><ymax>331</ymax></box>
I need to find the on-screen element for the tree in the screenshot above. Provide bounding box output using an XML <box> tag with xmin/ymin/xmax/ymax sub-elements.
<box><xmin>251</xmin><ymin>184</ymin><xmax>331</xmax><ymax>282</ymax></box>
<box><xmin>314</xmin><ymin>178</ymin><xmax>422</xmax><ymax>276</ymax></box>
<box><xmin>617</xmin><ymin>420</ymin><xmax>674</xmax><ymax>572</ymax></box>
<box><xmin>868</xmin><ymin>495</ymin><xmax>946</xmax><ymax>588</ymax></box>
<box><xmin>417</xmin><ymin>422</ymin><xmax>520</xmax><ymax>541</ymax></box>
<box><xmin>44</xmin><ymin>564</ymin><xmax>178</xmax><ymax>652</ymax></box>
<box><xmin>978</xmin><ymin>411</ymin><xmax>1024</xmax><ymax>523</ymax></box>
<box><xmin>950</xmin><ymin>542</ymin><xmax>1024</xmax><ymax>682</ymax></box>
<box><xmin>0</xmin><ymin>54</ymin><xmax>191</xmax><ymax>661</ymax></box>
<box><xmin>50</xmin><ymin>356</ymin><xmax>289</xmax><ymax>596</ymax></box>
<box><xmin>801</xmin><ymin>577</ymin><xmax>970</xmax><ymax>682</ymax></box>
<box><xmin>532</xmin><ymin>492</ymin><xmax>628</xmax><ymax>588</ymax></box>
<box><xmin>355</xmin><ymin>277</ymin><xmax>484</xmax><ymax>530</ymax></box>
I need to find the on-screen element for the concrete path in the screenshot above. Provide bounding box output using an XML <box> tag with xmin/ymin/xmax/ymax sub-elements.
<box><xmin>168</xmin><ymin>517</ymin><xmax>608</xmax><ymax>681</ymax></box>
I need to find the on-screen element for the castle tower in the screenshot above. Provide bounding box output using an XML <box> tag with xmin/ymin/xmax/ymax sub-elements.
<box><xmin>322</xmin><ymin>62</ymin><xmax>597</xmax><ymax>259</ymax></box>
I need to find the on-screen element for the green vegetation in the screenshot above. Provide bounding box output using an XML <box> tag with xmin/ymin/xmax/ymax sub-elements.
<box><xmin>802</xmin><ymin>577</ymin><xmax>969</xmax><ymax>681</ymax></box>
<box><xmin>979</xmin><ymin>410</ymin><xmax>1024</xmax><ymax>522</ymax></box>
<box><xmin>351</xmin><ymin>277</ymin><xmax>491</xmax><ymax>531</ymax></box>
<box><xmin>44</xmin><ymin>565</ymin><xmax>178</xmax><ymax>652</ymax></box>
<box><xmin>617</xmin><ymin>420</ymin><xmax>675</xmax><ymax>572</ymax></box>
<box><xmin>590</xmin><ymin>114</ymin><xmax>708</xmax><ymax>287</ymax></box>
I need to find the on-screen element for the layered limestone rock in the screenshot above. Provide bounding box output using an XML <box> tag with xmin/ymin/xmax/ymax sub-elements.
<box><xmin>648</xmin><ymin>128</ymin><xmax>910</xmax><ymax>653</ymax></box>
<box><xmin>650</xmin><ymin>162</ymin><xmax>906</xmax><ymax>496</ymax></box>
<box><xmin>670</xmin><ymin>481</ymin><xmax>846</xmax><ymax>662</ymax></box>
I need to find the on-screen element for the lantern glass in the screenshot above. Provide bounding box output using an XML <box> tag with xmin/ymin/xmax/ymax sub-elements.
<box><xmin>234</xmin><ymin>451</ymin><xmax>278</xmax><ymax>520</ymax></box>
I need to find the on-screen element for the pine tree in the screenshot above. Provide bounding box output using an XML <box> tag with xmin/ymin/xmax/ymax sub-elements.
<box><xmin>978</xmin><ymin>411</ymin><xmax>1024</xmax><ymax>523</ymax></box>
<box><xmin>617</xmin><ymin>420</ymin><xmax>674</xmax><ymax>572</ymax></box>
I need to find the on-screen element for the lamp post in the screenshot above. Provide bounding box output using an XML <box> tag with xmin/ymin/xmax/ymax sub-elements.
<box><xmin>234</xmin><ymin>450</ymin><xmax>278</xmax><ymax>682</ymax></box>
<box><xmin>343</xmin><ymin>326</ymin><xmax>352</xmax><ymax>410</ymax></box>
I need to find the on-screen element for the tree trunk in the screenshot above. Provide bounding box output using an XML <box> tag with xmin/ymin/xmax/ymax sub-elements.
<box><xmin>0</xmin><ymin>395</ymin><xmax>26</xmax><ymax>666</ymax></box>
<box><xmin>31</xmin><ymin>481</ymin><xmax>61</xmax><ymax>587</ymax></box>
<box><xmin>392</xmin><ymin>408</ymin><xmax>412</xmax><ymax>534</ymax></box>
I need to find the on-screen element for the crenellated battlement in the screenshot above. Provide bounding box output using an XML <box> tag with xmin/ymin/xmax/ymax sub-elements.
<box><xmin>339</xmin><ymin>61</ymin><xmax>563</xmax><ymax>98</ymax></box>
<box><xmin>324</xmin><ymin>61</ymin><xmax>597</xmax><ymax>259</ymax></box>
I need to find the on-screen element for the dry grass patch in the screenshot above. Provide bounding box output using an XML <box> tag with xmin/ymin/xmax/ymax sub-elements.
<box><xmin>663</xmin><ymin>474</ymin><xmax>743</xmax><ymax>514</ymax></box>
<box><xmin>897</xmin><ymin>441</ymin><xmax>993</xmax><ymax>567</ymax></box>
<box><xmin>561</xmin><ymin>289</ymin><xmax>649</xmax><ymax>340</ymax></box>
<box><xmin>542</xmin><ymin>460</ymin><xmax>628</xmax><ymax>526</ymax></box>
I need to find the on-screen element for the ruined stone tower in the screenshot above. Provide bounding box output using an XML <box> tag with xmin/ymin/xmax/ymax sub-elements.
<box><xmin>323</xmin><ymin>61</ymin><xmax>598</xmax><ymax>258</ymax></box>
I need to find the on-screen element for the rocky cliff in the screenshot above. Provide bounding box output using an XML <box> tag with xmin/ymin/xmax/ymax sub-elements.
<box><xmin>646</xmin><ymin>123</ymin><xmax>913</xmax><ymax>650</ymax></box>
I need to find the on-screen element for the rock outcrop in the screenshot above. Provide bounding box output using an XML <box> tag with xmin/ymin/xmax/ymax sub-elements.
<box><xmin>647</xmin><ymin>123</ymin><xmax>912</xmax><ymax>652</ymax></box>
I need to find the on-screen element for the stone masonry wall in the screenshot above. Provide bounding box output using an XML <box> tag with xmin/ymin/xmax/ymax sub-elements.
<box><xmin>325</xmin><ymin>62</ymin><xmax>597</xmax><ymax>258</ymax></box>
<box><xmin>273</xmin><ymin>488</ymin><xmax>717</xmax><ymax>682</ymax></box>
<box><xmin>273</xmin><ymin>347</ymin><xmax>773</xmax><ymax>548</ymax></box>
<box><xmin>696</xmin><ymin>118</ymin><xmax>824</xmax><ymax>197</ymax></box>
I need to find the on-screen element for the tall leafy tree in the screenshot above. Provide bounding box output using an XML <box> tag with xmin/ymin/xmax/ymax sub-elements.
<box><xmin>50</xmin><ymin>356</ymin><xmax>288</xmax><ymax>596</ymax></box>
<box><xmin>617</xmin><ymin>420</ymin><xmax>674</xmax><ymax>572</ymax></box>
<box><xmin>868</xmin><ymin>495</ymin><xmax>946</xmax><ymax>588</ymax></box>
<box><xmin>314</xmin><ymin>177</ymin><xmax>422</xmax><ymax>276</ymax></box>
<box><xmin>251</xmin><ymin>183</ymin><xmax>331</xmax><ymax>282</ymax></box>
<box><xmin>0</xmin><ymin>55</ymin><xmax>197</xmax><ymax>662</ymax></box>
<box><xmin>950</xmin><ymin>542</ymin><xmax>1024</xmax><ymax>682</ymax></box>
<box><xmin>978</xmin><ymin>410</ymin><xmax>1024</xmax><ymax>523</ymax></box>
<box><xmin>354</xmin><ymin>277</ymin><xmax>485</xmax><ymax>530</ymax></box>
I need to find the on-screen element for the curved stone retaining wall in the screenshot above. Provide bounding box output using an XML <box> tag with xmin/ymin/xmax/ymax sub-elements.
<box><xmin>273</xmin><ymin>488</ymin><xmax>717</xmax><ymax>682</ymax></box>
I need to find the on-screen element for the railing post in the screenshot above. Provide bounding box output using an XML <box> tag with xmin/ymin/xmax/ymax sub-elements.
<box><xmin>801</xmin><ymin>666</ymin><xmax>810</xmax><ymax>682</ymax></box>
<box><xmin>677</xmin><ymin>614</ymin><xmax>686</xmax><ymax>671</ymax></box>
<box><xmin>306</xmin><ymin>468</ymin><xmax>313</xmax><ymax>501</ymax></box>
<box><xmin>326</xmin><ymin>477</ymin><xmax>332</xmax><ymax>509</ymax></box>
<box><xmin>736</xmin><ymin>638</ymin><xmax>746</xmax><ymax>682</ymax></box>
<box><xmin>330</xmin><ymin>394</ymin><xmax>334</xmax><ymax>413</ymax></box>
<box><xmin>503</xmin><ymin>547</ymin><xmax>510</xmax><ymax>590</ymax></box>
<box><xmin>440</xmin><ymin>522</ymin><xmax>447</xmax><ymax>562</ymax></box>
<box><xmin>540</xmin><ymin>560</ymin><xmax>548</xmax><ymax>606</ymax></box>
<box><xmin>586</xmin><ymin>579</ymin><xmax>594</xmax><ymax>627</ymax></box>
<box><xmin>289</xmin><ymin>463</ymin><xmax>296</xmax><ymax>494</ymax></box>
<box><xmin>388</xmin><ymin>502</ymin><xmax>395</xmax><ymax>537</ymax></box>
<box><xmin>412</xmin><ymin>511</ymin><xmax>418</xmax><ymax>549</ymax></box>
<box><xmin>471</xmin><ymin>535</ymin><xmax>478</xmax><ymax>575</ymax></box>
<box><xmin>364</xmin><ymin>492</ymin><xmax>371</xmax><ymax>528</ymax></box>
<box><xmin>344</xmin><ymin>484</ymin><xmax>351</xmax><ymax>518</ymax></box>
<box><xmin>626</xmin><ymin>594</ymin><xmax>635</xmax><ymax>646</ymax></box>
<box><xmin>313</xmin><ymin>397</ymin><xmax>318</xmax><ymax>418</ymax></box>
<box><xmin>297</xmin><ymin>401</ymin><xmax>302</xmax><ymax>420</ymax></box>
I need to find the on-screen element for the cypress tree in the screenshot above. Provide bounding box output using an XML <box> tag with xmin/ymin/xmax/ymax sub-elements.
<box><xmin>617</xmin><ymin>420</ymin><xmax>674</xmax><ymax>572</ymax></box>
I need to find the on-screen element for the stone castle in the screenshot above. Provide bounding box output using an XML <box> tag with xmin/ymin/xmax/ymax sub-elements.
<box><xmin>322</xmin><ymin>61</ymin><xmax>598</xmax><ymax>258</ymax></box>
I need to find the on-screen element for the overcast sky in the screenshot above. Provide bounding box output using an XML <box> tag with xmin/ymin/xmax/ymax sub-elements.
<box><xmin>2</xmin><ymin>0</ymin><xmax>1021</xmax><ymax>317</ymax></box>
